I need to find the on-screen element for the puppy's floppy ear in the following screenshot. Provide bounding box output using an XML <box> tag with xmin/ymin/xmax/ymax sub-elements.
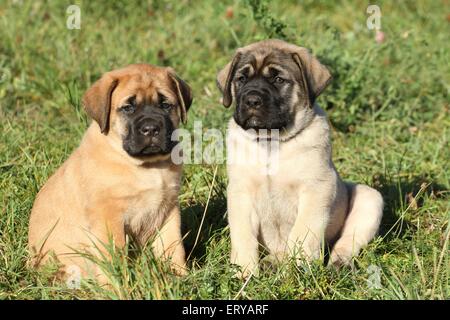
<box><xmin>168</xmin><ymin>71</ymin><xmax>193</xmax><ymax>124</ymax></box>
<box><xmin>216</xmin><ymin>51</ymin><xmax>242</xmax><ymax>108</ymax></box>
<box><xmin>291</xmin><ymin>47</ymin><xmax>332</xmax><ymax>104</ymax></box>
<box><xmin>82</xmin><ymin>73</ymin><xmax>119</xmax><ymax>134</ymax></box>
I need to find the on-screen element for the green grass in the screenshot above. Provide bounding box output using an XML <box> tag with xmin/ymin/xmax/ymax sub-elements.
<box><xmin>0</xmin><ymin>0</ymin><xmax>449</xmax><ymax>299</ymax></box>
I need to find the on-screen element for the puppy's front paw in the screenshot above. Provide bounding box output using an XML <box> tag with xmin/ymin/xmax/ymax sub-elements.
<box><xmin>288</xmin><ymin>241</ymin><xmax>321</xmax><ymax>264</ymax></box>
<box><xmin>328</xmin><ymin>247</ymin><xmax>355</xmax><ymax>269</ymax></box>
<box><xmin>171</xmin><ymin>263</ymin><xmax>188</xmax><ymax>276</ymax></box>
<box><xmin>232</xmin><ymin>265</ymin><xmax>258</xmax><ymax>280</ymax></box>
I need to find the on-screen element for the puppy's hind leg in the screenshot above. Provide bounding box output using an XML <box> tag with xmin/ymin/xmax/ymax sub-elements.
<box><xmin>329</xmin><ymin>183</ymin><xmax>383</xmax><ymax>267</ymax></box>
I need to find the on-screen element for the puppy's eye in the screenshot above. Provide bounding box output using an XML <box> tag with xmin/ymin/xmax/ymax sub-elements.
<box><xmin>121</xmin><ymin>104</ymin><xmax>135</xmax><ymax>114</ymax></box>
<box><xmin>274</xmin><ymin>76</ymin><xmax>285</xmax><ymax>84</ymax></box>
<box><xmin>161</xmin><ymin>102</ymin><xmax>174</xmax><ymax>110</ymax></box>
<box><xmin>237</xmin><ymin>75</ymin><xmax>247</xmax><ymax>83</ymax></box>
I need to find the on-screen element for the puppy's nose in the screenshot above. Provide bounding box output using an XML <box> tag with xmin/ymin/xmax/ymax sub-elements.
<box><xmin>139</xmin><ymin>122</ymin><xmax>160</xmax><ymax>137</ymax></box>
<box><xmin>244</xmin><ymin>95</ymin><xmax>262</xmax><ymax>108</ymax></box>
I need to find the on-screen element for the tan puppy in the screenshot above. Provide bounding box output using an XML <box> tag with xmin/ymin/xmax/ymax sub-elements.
<box><xmin>28</xmin><ymin>64</ymin><xmax>192</xmax><ymax>280</ymax></box>
<box><xmin>217</xmin><ymin>39</ymin><xmax>383</xmax><ymax>276</ymax></box>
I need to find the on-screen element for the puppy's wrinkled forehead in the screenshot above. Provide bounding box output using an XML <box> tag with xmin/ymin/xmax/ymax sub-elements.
<box><xmin>111</xmin><ymin>65</ymin><xmax>176</xmax><ymax>107</ymax></box>
<box><xmin>236</xmin><ymin>49</ymin><xmax>298</xmax><ymax>78</ymax></box>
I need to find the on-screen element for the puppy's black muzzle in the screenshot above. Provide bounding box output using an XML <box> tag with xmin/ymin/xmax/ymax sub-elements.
<box><xmin>235</xmin><ymin>81</ymin><xmax>289</xmax><ymax>131</ymax></box>
<box><xmin>235</xmin><ymin>80</ymin><xmax>280</xmax><ymax>130</ymax></box>
<box><xmin>137</xmin><ymin>118</ymin><xmax>161</xmax><ymax>138</ymax></box>
<box><xmin>243</xmin><ymin>92</ymin><xmax>263</xmax><ymax>109</ymax></box>
<box><xmin>123</xmin><ymin>107</ymin><xmax>175</xmax><ymax>157</ymax></box>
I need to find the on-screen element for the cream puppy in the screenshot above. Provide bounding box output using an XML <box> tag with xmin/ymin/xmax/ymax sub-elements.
<box><xmin>217</xmin><ymin>39</ymin><xmax>383</xmax><ymax>275</ymax></box>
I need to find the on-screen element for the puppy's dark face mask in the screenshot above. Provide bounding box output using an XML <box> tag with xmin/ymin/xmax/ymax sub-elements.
<box><xmin>231</xmin><ymin>51</ymin><xmax>300</xmax><ymax>131</ymax></box>
<box><xmin>120</xmin><ymin>94</ymin><xmax>177</xmax><ymax>157</ymax></box>
<box><xmin>82</xmin><ymin>64</ymin><xmax>192</xmax><ymax>159</ymax></box>
<box><xmin>217</xmin><ymin>40</ymin><xmax>332</xmax><ymax>135</ymax></box>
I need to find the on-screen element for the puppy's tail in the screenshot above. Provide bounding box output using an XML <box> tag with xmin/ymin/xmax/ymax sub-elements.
<box><xmin>329</xmin><ymin>183</ymin><xmax>384</xmax><ymax>267</ymax></box>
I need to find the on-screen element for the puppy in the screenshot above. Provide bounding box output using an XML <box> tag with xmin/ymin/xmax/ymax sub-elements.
<box><xmin>28</xmin><ymin>64</ymin><xmax>192</xmax><ymax>281</ymax></box>
<box><xmin>217</xmin><ymin>39</ymin><xmax>383</xmax><ymax>276</ymax></box>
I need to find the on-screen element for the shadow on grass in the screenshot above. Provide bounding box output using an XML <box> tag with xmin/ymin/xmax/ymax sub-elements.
<box><xmin>181</xmin><ymin>196</ymin><xmax>227</xmax><ymax>264</ymax></box>
<box><xmin>375</xmin><ymin>174</ymin><xmax>448</xmax><ymax>240</ymax></box>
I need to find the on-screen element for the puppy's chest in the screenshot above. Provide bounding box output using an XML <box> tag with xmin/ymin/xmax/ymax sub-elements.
<box><xmin>122</xmin><ymin>172</ymin><xmax>179</xmax><ymax>241</ymax></box>
<box><xmin>254</xmin><ymin>178</ymin><xmax>299</xmax><ymax>233</ymax></box>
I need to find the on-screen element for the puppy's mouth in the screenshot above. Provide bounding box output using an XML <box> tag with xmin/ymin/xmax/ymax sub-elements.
<box><xmin>123</xmin><ymin>139</ymin><xmax>173</xmax><ymax>157</ymax></box>
<box><xmin>236</xmin><ymin>114</ymin><xmax>287</xmax><ymax>131</ymax></box>
<box><xmin>243</xmin><ymin>116</ymin><xmax>266</xmax><ymax>130</ymax></box>
<box><xmin>140</xmin><ymin>145</ymin><xmax>164</xmax><ymax>155</ymax></box>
